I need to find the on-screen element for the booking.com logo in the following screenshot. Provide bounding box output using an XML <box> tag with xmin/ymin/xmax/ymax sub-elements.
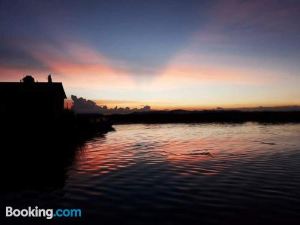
<box><xmin>6</xmin><ymin>206</ymin><xmax>82</xmax><ymax>220</ymax></box>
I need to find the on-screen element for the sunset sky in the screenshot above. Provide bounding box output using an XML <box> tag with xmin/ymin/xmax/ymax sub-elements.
<box><xmin>1</xmin><ymin>0</ymin><xmax>300</xmax><ymax>109</ymax></box>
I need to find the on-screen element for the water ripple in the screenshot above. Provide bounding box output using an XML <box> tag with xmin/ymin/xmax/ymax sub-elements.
<box><xmin>3</xmin><ymin>123</ymin><xmax>300</xmax><ymax>225</ymax></box>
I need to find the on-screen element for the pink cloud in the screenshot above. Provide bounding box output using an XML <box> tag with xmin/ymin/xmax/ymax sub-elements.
<box><xmin>0</xmin><ymin>65</ymin><xmax>46</xmax><ymax>81</ymax></box>
<box><xmin>0</xmin><ymin>39</ymin><xmax>136</xmax><ymax>89</ymax></box>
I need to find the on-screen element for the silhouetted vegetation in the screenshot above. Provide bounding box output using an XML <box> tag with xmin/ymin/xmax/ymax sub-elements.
<box><xmin>107</xmin><ymin>110</ymin><xmax>300</xmax><ymax>124</ymax></box>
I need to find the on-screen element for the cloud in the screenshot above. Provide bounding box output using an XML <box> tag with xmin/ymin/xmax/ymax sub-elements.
<box><xmin>194</xmin><ymin>0</ymin><xmax>300</xmax><ymax>46</ymax></box>
<box><xmin>27</xmin><ymin>40</ymin><xmax>135</xmax><ymax>86</ymax></box>
<box><xmin>0</xmin><ymin>38</ymin><xmax>135</xmax><ymax>88</ymax></box>
<box><xmin>149</xmin><ymin>51</ymin><xmax>283</xmax><ymax>90</ymax></box>
<box><xmin>147</xmin><ymin>0</ymin><xmax>300</xmax><ymax>89</ymax></box>
<box><xmin>96</xmin><ymin>99</ymin><xmax>144</xmax><ymax>106</ymax></box>
<box><xmin>71</xmin><ymin>95</ymin><xmax>151</xmax><ymax>114</ymax></box>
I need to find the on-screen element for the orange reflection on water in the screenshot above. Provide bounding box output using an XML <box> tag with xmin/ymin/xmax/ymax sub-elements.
<box><xmin>73</xmin><ymin>138</ymin><xmax>136</xmax><ymax>176</ymax></box>
<box><xmin>70</xmin><ymin>124</ymin><xmax>300</xmax><ymax>179</ymax></box>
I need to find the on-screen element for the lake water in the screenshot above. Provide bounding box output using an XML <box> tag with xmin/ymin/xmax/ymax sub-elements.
<box><xmin>2</xmin><ymin>123</ymin><xmax>300</xmax><ymax>224</ymax></box>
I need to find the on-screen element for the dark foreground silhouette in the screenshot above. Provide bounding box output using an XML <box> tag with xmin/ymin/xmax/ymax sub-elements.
<box><xmin>0</xmin><ymin>107</ymin><xmax>115</xmax><ymax>225</ymax></box>
<box><xmin>0</xmin><ymin>110</ymin><xmax>113</xmax><ymax>190</ymax></box>
<box><xmin>107</xmin><ymin>110</ymin><xmax>300</xmax><ymax>124</ymax></box>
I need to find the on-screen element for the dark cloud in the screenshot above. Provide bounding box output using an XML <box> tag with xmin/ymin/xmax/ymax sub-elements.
<box><xmin>0</xmin><ymin>39</ymin><xmax>50</xmax><ymax>71</ymax></box>
<box><xmin>71</xmin><ymin>95</ymin><xmax>151</xmax><ymax>114</ymax></box>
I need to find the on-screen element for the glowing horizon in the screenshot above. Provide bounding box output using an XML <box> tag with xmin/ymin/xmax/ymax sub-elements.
<box><xmin>94</xmin><ymin>99</ymin><xmax>300</xmax><ymax>110</ymax></box>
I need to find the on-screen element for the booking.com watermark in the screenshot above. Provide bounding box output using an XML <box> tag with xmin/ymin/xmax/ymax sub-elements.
<box><xmin>5</xmin><ymin>206</ymin><xmax>82</xmax><ymax>220</ymax></box>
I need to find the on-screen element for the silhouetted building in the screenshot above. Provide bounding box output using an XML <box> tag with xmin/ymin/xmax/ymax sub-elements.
<box><xmin>0</xmin><ymin>75</ymin><xmax>67</xmax><ymax>120</ymax></box>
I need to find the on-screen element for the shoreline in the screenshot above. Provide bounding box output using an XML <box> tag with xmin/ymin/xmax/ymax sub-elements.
<box><xmin>107</xmin><ymin>110</ymin><xmax>300</xmax><ymax>124</ymax></box>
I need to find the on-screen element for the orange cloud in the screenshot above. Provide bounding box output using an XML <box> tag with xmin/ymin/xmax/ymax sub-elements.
<box><xmin>150</xmin><ymin>56</ymin><xmax>280</xmax><ymax>89</ymax></box>
<box><xmin>95</xmin><ymin>99</ymin><xmax>144</xmax><ymax>108</ymax></box>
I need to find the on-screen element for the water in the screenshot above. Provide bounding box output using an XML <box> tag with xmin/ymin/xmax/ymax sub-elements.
<box><xmin>2</xmin><ymin>123</ymin><xmax>300</xmax><ymax>224</ymax></box>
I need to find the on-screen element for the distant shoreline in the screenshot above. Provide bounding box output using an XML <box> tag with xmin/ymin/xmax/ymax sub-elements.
<box><xmin>106</xmin><ymin>110</ymin><xmax>300</xmax><ymax>124</ymax></box>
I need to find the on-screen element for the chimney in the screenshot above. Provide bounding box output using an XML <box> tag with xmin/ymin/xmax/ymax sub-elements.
<box><xmin>48</xmin><ymin>74</ymin><xmax>52</xmax><ymax>83</ymax></box>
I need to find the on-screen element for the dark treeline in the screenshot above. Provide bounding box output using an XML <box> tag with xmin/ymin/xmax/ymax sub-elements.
<box><xmin>107</xmin><ymin>110</ymin><xmax>300</xmax><ymax>124</ymax></box>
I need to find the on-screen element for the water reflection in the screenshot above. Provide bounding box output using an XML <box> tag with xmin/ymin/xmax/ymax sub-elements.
<box><xmin>2</xmin><ymin>123</ymin><xmax>300</xmax><ymax>225</ymax></box>
<box><xmin>0</xmin><ymin>133</ymin><xmax>104</xmax><ymax>191</ymax></box>
<box><xmin>59</xmin><ymin>123</ymin><xmax>300</xmax><ymax>225</ymax></box>
<box><xmin>72</xmin><ymin>123</ymin><xmax>300</xmax><ymax>176</ymax></box>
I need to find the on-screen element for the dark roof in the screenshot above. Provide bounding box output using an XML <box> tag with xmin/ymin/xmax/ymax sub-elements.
<box><xmin>0</xmin><ymin>82</ymin><xmax>67</xmax><ymax>99</ymax></box>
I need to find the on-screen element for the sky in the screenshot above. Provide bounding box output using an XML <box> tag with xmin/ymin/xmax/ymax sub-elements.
<box><xmin>0</xmin><ymin>0</ymin><xmax>300</xmax><ymax>109</ymax></box>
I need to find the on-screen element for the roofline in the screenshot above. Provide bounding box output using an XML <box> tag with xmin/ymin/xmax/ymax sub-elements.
<box><xmin>0</xmin><ymin>81</ymin><xmax>67</xmax><ymax>99</ymax></box>
<box><xmin>0</xmin><ymin>82</ymin><xmax>63</xmax><ymax>84</ymax></box>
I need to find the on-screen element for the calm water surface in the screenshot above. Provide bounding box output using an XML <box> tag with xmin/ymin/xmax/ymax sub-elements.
<box><xmin>2</xmin><ymin>123</ymin><xmax>300</xmax><ymax>225</ymax></box>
